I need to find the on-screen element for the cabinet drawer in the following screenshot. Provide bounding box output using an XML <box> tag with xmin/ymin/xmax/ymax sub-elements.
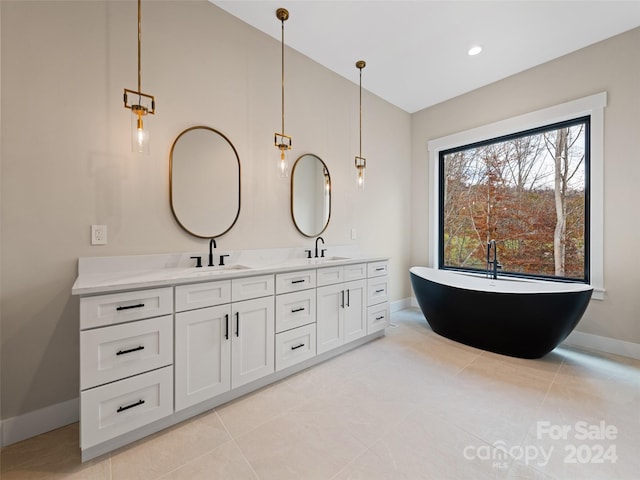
<box><xmin>80</xmin><ymin>366</ymin><xmax>173</xmax><ymax>449</ymax></box>
<box><xmin>367</xmin><ymin>261</ymin><xmax>389</xmax><ymax>278</ymax></box>
<box><xmin>275</xmin><ymin>324</ymin><xmax>316</xmax><ymax>371</ymax></box>
<box><xmin>81</xmin><ymin>315</ymin><xmax>173</xmax><ymax>390</ymax></box>
<box><xmin>232</xmin><ymin>274</ymin><xmax>274</xmax><ymax>302</ymax></box>
<box><xmin>344</xmin><ymin>263</ymin><xmax>366</xmax><ymax>282</ymax></box>
<box><xmin>175</xmin><ymin>280</ymin><xmax>231</xmax><ymax>312</ymax></box>
<box><xmin>275</xmin><ymin>270</ymin><xmax>316</xmax><ymax>294</ymax></box>
<box><xmin>80</xmin><ymin>287</ymin><xmax>173</xmax><ymax>330</ymax></box>
<box><xmin>275</xmin><ymin>289</ymin><xmax>316</xmax><ymax>333</ymax></box>
<box><xmin>367</xmin><ymin>277</ymin><xmax>389</xmax><ymax>306</ymax></box>
<box><xmin>367</xmin><ymin>303</ymin><xmax>390</xmax><ymax>334</ymax></box>
<box><xmin>316</xmin><ymin>266</ymin><xmax>343</xmax><ymax>287</ymax></box>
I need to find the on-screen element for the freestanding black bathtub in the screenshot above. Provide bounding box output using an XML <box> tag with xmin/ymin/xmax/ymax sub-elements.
<box><xmin>409</xmin><ymin>267</ymin><xmax>593</xmax><ymax>359</ymax></box>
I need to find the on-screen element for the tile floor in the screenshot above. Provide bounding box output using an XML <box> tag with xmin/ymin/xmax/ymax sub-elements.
<box><xmin>1</xmin><ymin>307</ymin><xmax>639</xmax><ymax>479</ymax></box>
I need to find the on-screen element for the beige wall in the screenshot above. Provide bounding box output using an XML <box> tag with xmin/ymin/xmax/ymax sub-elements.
<box><xmin>0</xmin><ymin>1</ymin><xmax>411</xmax><ymax>420</ymax></box>
<box><xmin>411</xmin><ymin>27</ymin><xmax>640</xmax><ymax>344</ymax></box>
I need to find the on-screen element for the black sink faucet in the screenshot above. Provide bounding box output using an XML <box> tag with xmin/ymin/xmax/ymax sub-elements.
<box><xmin>486</xmin><ymin>239</ymin><xmax>502</xmax><ymax>280</ymax></box>
<box><xmin>315</xmin><ymin>236</ymin><xmax>325</xmax><ymax>258</ymax></box>
<box><xmin>208</xmin><ymin>238</ymin><xmax>217</xmax><ymax>267</ymax></box>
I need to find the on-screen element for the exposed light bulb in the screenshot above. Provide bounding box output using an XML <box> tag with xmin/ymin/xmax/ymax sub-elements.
<box><xmin>278</xmin><ymin>147</ymin><xmax>289</xmax><ymax>177</ymax></box>
<box><xmin>131</xmin><ymin>107</ymin><xmax>149</xmax><ymax>154</ymax></box>
<box><xmin>356</xmin><ymin>166</ymin><xmax>365</xmax><ymax>190</ymax></box>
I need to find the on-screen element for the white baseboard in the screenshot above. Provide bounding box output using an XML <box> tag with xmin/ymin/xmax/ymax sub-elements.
<box><xmin>1</xmin><ymin>397</ymin><xmax>79</xmax><ymax>447</ymax></box>
<box><xmin>3</xmin><ymin>311</ymin><xmax>636</xmax><ymax>448</ymax></box>
<box><xmin>562</xmin><ymin>330</ymin><xmax>640</xmax><ymax>360</ymax></box>
<box><xmin>390</xmin><ymin>298</ymin><xmax>412</xmax><ymax>312</ymax></box>
<box><xmin>407</xmin><ymin>296</ymin><xmax>640</xmax><ymax>361</ymax></box>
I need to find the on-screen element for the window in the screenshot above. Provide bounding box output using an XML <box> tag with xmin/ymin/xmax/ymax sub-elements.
<box><xmin>428</xmin><ymin>93</ymin><xmax>606</xmax><ymax>297</ymax></box>
<box><xmin>439</xmin><ymin>117</ymin><xmax>589</xmax><ymax>282</ymax></box>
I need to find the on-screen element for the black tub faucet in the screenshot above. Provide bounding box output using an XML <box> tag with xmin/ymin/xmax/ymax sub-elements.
<box><xmin>208</xmin><ymin>238</ymin><xmax>217</xmax><ymax>267</ymax></box>
<box><xmin>315</xmin><ymin>236</ymin><xmax>325</xmax><ymax>258</ymax></box>
<box><xmin>486</xmin><ymin>239</ymin><xmax>502</xmax><ymax>280</ymax></box>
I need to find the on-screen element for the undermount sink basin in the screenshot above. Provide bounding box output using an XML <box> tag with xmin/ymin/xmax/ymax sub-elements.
<box><xmin>185</xmin><ymin>264</ymin><xmax>252</xmax><ymax>276</ymax></box>
<box><xmin>310</xmin><ymin>256</ymin><xmax>350</xmax><ymax>263</ymax></box>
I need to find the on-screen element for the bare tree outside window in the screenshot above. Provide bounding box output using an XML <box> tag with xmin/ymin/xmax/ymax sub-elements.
<box><xmin>440</xmin><ymin>117</ymin><xmax>589</xmax><ymax>282</ymax></box>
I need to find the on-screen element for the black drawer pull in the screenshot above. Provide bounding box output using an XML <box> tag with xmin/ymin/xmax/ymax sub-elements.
<box><xmin>225</xmin><ymin>314</ymin><xmax>229</xmax><ymax>340</ymax></box>
<box><xmin>375</xmin><ymin>267</ymin><xmax>385</xmax><ymax>271</ymax></box>
<box><xmin>117</xmin><ymin>399</ymin><xmax>145</xmax><ymax>413</ymax></box>
<box><xmin>376</xmin><ymin>316</ymin><xmax>385</xmax><ymax>321</ymax></box>
<box><xmin>375</xmin><ymin>289</ymin><xmax>385</xmax><ymax>293</ymax></box>
<box><xmin>291</xmin><ymin>343</ymin><xmax>305</xmax><ymax>350</ymax></box>
<box><xmin>116</xmin><ymin>303</ymin><xmax>145</xmax><ymax>311</ymax></box>
<box><xmin>291</xmin><ymin>279</ymin><xmax>305</xmax><ymax>284</ymax></box>
<box><xmin>291</xmin><ymin>307</ymin><xmax>305</xmax><ymax>313</ymax></box>
<box><xmin>235</xmin><ymin>312</ymin><xmax>240</xmax><ymax>337</ymax></box>
<box><xmin>116</xmin><ymin>345</ymin><xmax>144</xmax><ymax>356</ymax></box>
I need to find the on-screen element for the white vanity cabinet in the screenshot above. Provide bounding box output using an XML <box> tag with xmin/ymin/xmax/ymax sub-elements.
<box><xmin>366</xmin><ymin>260</ymin><xmax>390</xmax><ymax>334</ymax></box>
<box><xmin>174</xmin><ymin>276</ymin><xmax>274</xmax><ymax>411</ymax></box>
<box><xmin>274</xmin><ymin>269</ymin><xmax>317</xmax><ymax>370</ymax></box>
<box><xmin>316</xmin><ymin>264</ymin><xmax>367</xmax><ymax>354</ymax></box>
<box><xmin>230</xmin><ymin>295</ymin><xmax>275</xmax><ymax>387</ymax></box>
<box><xmin>174</xmin><ymin>303</ymin><xmax>231</xmax><ymax>411</ymax></box>
<box><xmin>74</xmin><ymin>253</ymin><xmax>389</xmax><ymax>461</ymax></box>
<box><xmin>79</xmin><ymin>287</ymin><xmax>174</xmax><ymax>449</ymax></box>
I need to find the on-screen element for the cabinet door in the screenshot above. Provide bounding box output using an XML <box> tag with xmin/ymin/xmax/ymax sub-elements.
<box><xmin>316</xmin><ymin>283</ymin><xmax>344</xmax><ymax>354</ymax></box>
<box><xmin>175</xmin><ymin>305</ymin><xmax>231</xmax><ymax>411</ymax></box>
<box><xmin>231</xmin><ymin>296</ymin><xmax>275</xmax><ymax>388</ymax></box>
<box><xmin>344</xmin><ymin>280</ymin><xmax>366</xmax><ymax>343</ymax></box>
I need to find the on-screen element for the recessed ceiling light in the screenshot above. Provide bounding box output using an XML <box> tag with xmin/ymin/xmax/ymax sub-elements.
<box><xmin>467</xmin><ymin>45</ymin><xmax>482</xmax><ymax>56</ymax></box>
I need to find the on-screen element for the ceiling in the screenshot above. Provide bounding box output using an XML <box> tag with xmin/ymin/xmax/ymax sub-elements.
<box><xmin>211</xmin><ymin>1</ymin><xmax>640</xmax><ymax>113</ymax></box>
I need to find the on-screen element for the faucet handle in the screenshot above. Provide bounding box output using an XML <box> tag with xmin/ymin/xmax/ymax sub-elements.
<box><xmin>190</xmin><ymin>256</ymin><xmax>203</xmax><ymax>268</ymax></box>
<box><xmin>304</xmin><ymin>249</ymin><xmax>312</xmax><ymax>259</ymax></box>
<box><xmin>219</xmin><ymin>254</ymin><xmax>230</xmax><ymax>266</ymax></box>
<box><xmin>320</xmin><ymin>249</ymin><xmax>327</xmax><ymax>258</ymax></box>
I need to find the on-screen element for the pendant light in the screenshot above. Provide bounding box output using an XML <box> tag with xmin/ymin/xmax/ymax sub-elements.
<box><xmin>123</xmin><ymin>0</ymin><xmax>156</xmax><ymax>154</ymax></box>
<box><xmin>355</xmin><ymin>60</ymin><xmax>366</xmax><ymax>190</ymax></box>
<box><xmin>274</xmin><ymin>8</ymin><xmax>292</xmax><ymax>177</ymax></box>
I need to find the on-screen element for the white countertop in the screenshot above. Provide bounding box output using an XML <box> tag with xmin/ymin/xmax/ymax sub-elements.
<box><xmin>72</xmin><ymin>246</ymin><xmax>388</xmax><ymax>296</ymax></box>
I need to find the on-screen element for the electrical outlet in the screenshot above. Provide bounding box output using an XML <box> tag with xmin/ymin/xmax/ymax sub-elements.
<box><xmin>91</xmin><ymin>225</ymin><xmax>107</xmax><ymax>245</ymax></box>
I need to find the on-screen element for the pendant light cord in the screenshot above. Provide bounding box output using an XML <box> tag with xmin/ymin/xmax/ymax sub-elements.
<box><xmin>359</xmin><ymin>67</ymin><xmax>362</xmax><ymax>157</ymax></box>
<box><xmin>137</xmin><ymin>0</ymin><xmax>142</xmax><ymax>103</ymax></box>
<box><xmin>281</xmin><ymin>17</ymin><xmax>285</xmax><ymax>135</ymax></box>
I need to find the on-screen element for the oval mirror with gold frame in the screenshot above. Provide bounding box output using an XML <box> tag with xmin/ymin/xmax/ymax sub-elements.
<box><xmin>291</xmin><ymin>154</ymin><xmax>331</xmax><ymax>237</ymax></box>
<box><xmin>170</xmin><ymin>126</ymin><xmax>241</xmax><ymax>238</ymax></box>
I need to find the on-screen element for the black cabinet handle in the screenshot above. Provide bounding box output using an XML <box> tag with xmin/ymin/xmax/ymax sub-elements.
<box><xmin>346</xmin><ymin>289</ymin><xmax>350</xmax><ymax>307</ymax></box>
<box><xmin>291</xmin><ymin>307</ymin><xmax>305</xmax><ymax>313</ymax></box>
<box><xmin>116</xmin><ymin>345</ymin><xmax>144</xmax><ymax>356</ymax></box>
<box><xmin>235</xmin><ymin>312</ymin><xmax>239</xmax><ymax>337</ymax></box>
<box><xmin>291</xmin><ymin>343</ymin><xmax>305</xmax><ymax>350</ymax></box>
<box><xmin>341</xmin><ymin>290</ymin><xmax>345</xmax><ymax>308</ymax></box>
<box><xmin>375</xmin><ymin>289</ymin><xmax>385</xmax><ymax>294</ymax></box>
<box><xmin>117</xmin><ymin>399</ymin><xmax>145</xmax><ymax>413</ymax></box>
<box><xmin>376</xmin><ymin>316</ymin><xmax>385</xmax><ymax>321</ymax></box>
<box><xmin>375</xmin><ymin>267</ymin><xmax>385</xmax><ymax>271</ymax></box>
<box><xmin>291</xmin><ymin>279</ymin><xmax>305</xmax><ymax>284</ymax></box>
<box><xmin>225</xmin><ymin>314</ymin><xmax>229</xmax><ymax>340</ymax></box>
<box><xmin>116</xmin><ymin>303</ymin><xmax>145</xmax><ymax>311</ymax></box>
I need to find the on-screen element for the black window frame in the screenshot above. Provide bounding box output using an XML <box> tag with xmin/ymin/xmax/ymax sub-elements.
<box><xmin>438</xmin><ymin>115</ymin><xmax>591</xmax><ymax>284</ymax></box>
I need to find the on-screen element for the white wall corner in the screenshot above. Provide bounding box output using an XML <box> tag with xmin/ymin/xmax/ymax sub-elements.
<box><xmin>1</xmin><ymin>397</ymin><xmax>79</xmax><ymax>447</ymax></box>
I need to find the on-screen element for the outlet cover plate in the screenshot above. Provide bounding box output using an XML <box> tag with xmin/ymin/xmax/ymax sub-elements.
<box><xmin>91</xmin><ymin>225</ymin><xmax>107</xmax><ymax>245</ymax></box>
